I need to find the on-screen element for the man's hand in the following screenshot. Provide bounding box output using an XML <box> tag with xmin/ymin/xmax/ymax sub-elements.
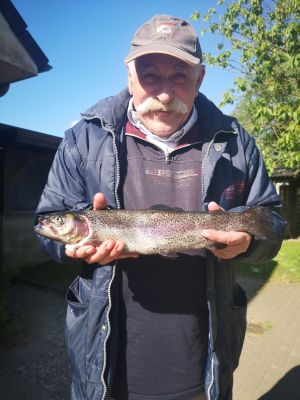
<box><xmin>65</xmin><ymin>193</ymin><xmax>139</xmax><ymax>264</ymax></box>
<box><xmin>202</xmin><ymin>202</ymin><xmax>251</xmax><ymax>260</ymax></box>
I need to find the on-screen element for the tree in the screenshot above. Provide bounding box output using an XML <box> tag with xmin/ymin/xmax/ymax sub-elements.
<box><xmin>192</xmin><ymin>0</ymin><xmax>300</xmax><ymax>173</ymax></box>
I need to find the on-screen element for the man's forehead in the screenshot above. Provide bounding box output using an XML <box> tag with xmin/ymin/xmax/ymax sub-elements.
<box><xmin>135</xmin><ymin>54</ymin><xmax>191</xmax><ymax>70</ymax></box>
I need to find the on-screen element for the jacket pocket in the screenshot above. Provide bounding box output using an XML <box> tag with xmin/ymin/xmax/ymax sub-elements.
<box><xmin>232</xmin><ymin>283</ymin><xmax>247</xmax><ymax>370</ymax></box>
<box><xmin>65</xmin><ymin>276</ymin><xmax>92</xmax><ymax>380</ymax></box>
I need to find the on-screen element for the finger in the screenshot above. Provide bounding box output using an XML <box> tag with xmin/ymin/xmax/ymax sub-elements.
<box><xmin>108</xmin><ymin>241</ymin><xmax>127</xmax><ymax>258</ymax></box>
<box><xmin>210</xmin><ymin>249</ymin><xmax>234</xmax><ymax>260</ymax></box>
<box><xmin>118</xmin><ymin>252</ymin><xmax>140</xmax><ymax>259</ymax></box>
<box><xmin>85</xmin><ymin>244</ymin><xmax>139</xmax><ymax>265</ymax></box>
<box><xmin>85</xmin><ymin>240</ymin><xmax>115</xmax><ymax>264</ymax></box>
<box><xmin>202</xmin><ymin>229</ymin><xmax>234</xmax><ymax>245</ymax></box>
<box><xmin>93</xmin><ymin>192</ymin><xmax>108</xmax><ymax>210</ymax></box>
<box><xmin>65</xmin><ymin>249</ymin><xmax>77</xmax><ymax>258</ymax></box>
<box><xmin>207</xmin><ymin>201</ymin><xmax>224</xmax><ymax>212</ymax></box>
<box><xmin>202</xmin><ymin>229</ymin><xmax>250</xmax><ymax>245</ymax></box>
<box><xmin>66</xmin><ymin>245</ymin><xmax>96</xmax><ymax>259</ymax></box>
<box><xmin>210</xmin><ymin>245</ymin><xmax>248</xmax><ymax>259</ymax></box>
<box><xmin>209</xmin><ymin>236</ymin><xmax>251</xmax><ymax>259</ymax></box>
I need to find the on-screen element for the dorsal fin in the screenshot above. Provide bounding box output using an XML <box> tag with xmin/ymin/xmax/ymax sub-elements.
<box><xmin>150</xmin><ymin>204</ymin><xmax>184</xmax><ymax>212</ymax></box>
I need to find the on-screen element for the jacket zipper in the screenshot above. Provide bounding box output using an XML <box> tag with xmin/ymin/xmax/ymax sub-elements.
<box><xmin>201</xmin><ymin>129</ymin><xmax>235</xmax><ymax>400</ymax></box>
<box><xmin>201</xmin><ymin>137</ymin><xmax>215</xmax><ymax>201</ymax></box>
<box><xmin>207</xmin><ymin>357</ymin><xmax>215</xmax><ymax>400</ymax></box>
<box><xmin>100</xmin><ymin>124</ymin><xmax>121</xmax><ymax>400</ymax></box>
<box><xmin>95</xmin><ymin>119</ymin><xmax>235</xmax><ymax>400</ymax></box>
<box><xmin>101</xmin><ymin>262</ymin><xmax>117</xmax><ymax>400</ymax></box>
<box><xmin>201</xmin><ymin>134</ymin><xmax>216</xmax><ymax>400</ymax></box>
<box><xmin>201</xmin><ymin>129</ymin><xmax>235</xmax><ymax>203</ymax></box>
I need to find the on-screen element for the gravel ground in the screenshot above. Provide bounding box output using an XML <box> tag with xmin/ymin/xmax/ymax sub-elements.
<box><xmin>0</xmin><ymin>282</ymin><xmax>71</xmax><ymax>400</ymax></box>
<box><xmin>0</xmin><ymin>277</ymin><xmax>258</xmax><ymax>400</ymax></box>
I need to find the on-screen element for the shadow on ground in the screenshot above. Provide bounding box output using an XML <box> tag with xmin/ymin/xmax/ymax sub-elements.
<box><xmin>0</xmin><ymin>257</ymin><xmax>285</xmax><ymax>400</ymax></box>
<box><xmin>258</xmin><ymin>366</ymin><xmax>300</xmax><ymax>400</ymax></box>
<box><xmin>0</xmin><ymin>281</ymin><xmax>71</xmax><ymax>400</ymax></box>
<box><xmin>236</xmin><ymin>260</ymin><xmax>278</xmax><ymax>302</ymax></box>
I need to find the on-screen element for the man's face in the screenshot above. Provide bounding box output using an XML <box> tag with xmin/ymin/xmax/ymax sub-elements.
<box><xmin>127</xmin><ymin>54</ymin><xmax>205</xmax><ymax>137</ymax></box>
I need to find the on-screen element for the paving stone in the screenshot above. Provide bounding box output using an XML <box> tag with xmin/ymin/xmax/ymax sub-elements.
<box><xmin>1</xmin><ymin>277</ymin><xmax>300</xmax><ymax>400</ymax></box>
<box><xmin>234</xmin><ymin>278</ymin><xmax>300</xmax><ymax>400</ymax></box>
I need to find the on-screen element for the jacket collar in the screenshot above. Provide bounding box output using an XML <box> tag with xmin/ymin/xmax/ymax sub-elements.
<box><xmin>81</xmin><ymin>88</ymin><xmax>237</xmax><ymax>141</ymax></box>
<box><xmin>195</xmin><ymin>93</ymin><xmax>237</xmax><ymax>143</ymax></box>
<box><xmin>81</xmin><ymin>88</ymin><xmax>131</xmax><ymax>133</ymax></box>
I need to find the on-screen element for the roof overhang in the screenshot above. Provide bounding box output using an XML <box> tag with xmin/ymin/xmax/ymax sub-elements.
<box><xmin>272</xmin><ymin>168</ymin><xmax>300</xmax><ymax>183</ymax></box>
<box><xmin>0</xmin><ymin>0</ymin><xmax>51</xmax><ymax>96</ymax></box>
<box><xmin>0</xmin><ymin>123</ymin><xmax>61</xmax><ymax>150</ymax></box>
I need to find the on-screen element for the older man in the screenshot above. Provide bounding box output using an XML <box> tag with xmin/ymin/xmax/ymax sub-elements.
<box><xmin>36</xmin><ymin>15</ymin><xmax>285</xmax><ymax>400</ymax></box>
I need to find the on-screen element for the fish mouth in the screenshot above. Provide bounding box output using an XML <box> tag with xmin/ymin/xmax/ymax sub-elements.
<box><xmin>34</xmin><ymin>217</ymin><xmax>45</xmax><ymax>234</ymax></box>
<box><xmin>34</xmin><ymin>224</ymin><xmax>43</xmax><ymax>233</ymax></box>
<box><xmin>34</xmin><ymin>216</ymin><xmax>59</xmax><ymax>237</ymax></box>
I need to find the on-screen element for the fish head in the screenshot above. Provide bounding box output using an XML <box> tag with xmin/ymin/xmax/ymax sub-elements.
<box><xmin>34</xmin><ymin>212</ymin><xmax>89</xmax><ymax>244</ymax></box>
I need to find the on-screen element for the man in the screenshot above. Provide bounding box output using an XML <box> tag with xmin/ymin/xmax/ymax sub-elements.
<box><xmin>36</xmin><ymin>15</ymin><xmax>285</xmax><ymax>400</ymax></box>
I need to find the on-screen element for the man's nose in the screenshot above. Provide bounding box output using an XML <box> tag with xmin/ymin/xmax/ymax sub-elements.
<box><xmin>156</xmin><ymin>92</ymin><xmax>173</xmax><ymax>104</ymax></box>
<box><xmin>155</xmin><ymin>80</ymin><xmax>174</xmax><ymax>103</ymax></box>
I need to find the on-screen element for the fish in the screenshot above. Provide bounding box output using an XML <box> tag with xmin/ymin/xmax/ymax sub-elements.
<box><xmin>34</xmin><ymin>206</ymin><xmax>276</xmax><ymax>255</ymax></box>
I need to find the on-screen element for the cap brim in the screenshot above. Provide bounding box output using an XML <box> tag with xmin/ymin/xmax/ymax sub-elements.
<box><xmin>124</xmin><ymin>43</ymin><xmax>201</xmax><ymax>66</ymax></box>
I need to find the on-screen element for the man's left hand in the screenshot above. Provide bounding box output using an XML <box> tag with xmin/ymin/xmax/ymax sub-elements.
<box><xmin>202</xmin><ymin>202</ymin><xmax>251</xmax><ymax>260</ymax></box>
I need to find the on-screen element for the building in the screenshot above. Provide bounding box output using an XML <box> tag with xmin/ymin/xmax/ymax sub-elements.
<box><xmin>272</xmin><ymin>168</ymin><xmax>300</xmax><ymax>238</ymax></box>
<box><xmin>0</xmin><ymin>124</ymin><xmax>61</xmax><ymax>271</ymax></box>
<box><xmin>0</xmin><ymin>0</ymin><xmax>53</xmax><ymax>271</ymax></box>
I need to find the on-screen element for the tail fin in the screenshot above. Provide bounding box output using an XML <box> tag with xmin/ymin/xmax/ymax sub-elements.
<box><xmin>243</xmin><ymin>207</ymin><xmax>276</xmax><ymax>242</ymax></box>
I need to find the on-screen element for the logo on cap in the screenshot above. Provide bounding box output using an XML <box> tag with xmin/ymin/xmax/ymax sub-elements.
<box><xmin>156</xmin><ymin>22</ymin><xmax>178</xmax><ymax>39</ymax></box>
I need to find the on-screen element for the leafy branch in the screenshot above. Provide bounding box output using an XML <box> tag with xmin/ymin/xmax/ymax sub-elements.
<box><xmin>192</xmin><ymin>0</ymin><xmax>300</xmax><ymax>172</ymax></box>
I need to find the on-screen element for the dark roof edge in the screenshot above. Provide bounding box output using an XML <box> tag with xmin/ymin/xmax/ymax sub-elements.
<box><xmin>272</xmin><ymin>168</ymin><xmax>300</xmax><ymax>180</ymax></box>
<box><xmin>0</xmin><ymin>0</ymin><xmax>52</xmax><ymax>73</ymax></box>
<box><xmin>0</xmin><ymin>123</ymin><xmax>61</xmax><ymax>149</ymax></box>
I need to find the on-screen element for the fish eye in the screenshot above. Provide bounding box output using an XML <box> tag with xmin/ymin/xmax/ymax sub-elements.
<box><xmin>51</xmin><ymin>215</ymin><xmax>64</xmax><ymax>225</ymax></box>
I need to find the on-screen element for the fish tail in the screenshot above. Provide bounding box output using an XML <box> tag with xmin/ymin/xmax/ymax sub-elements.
<box><xmin>243</xmin><ymin>207</ymin><xmax>276</xmax><ymax>242</ymax></box>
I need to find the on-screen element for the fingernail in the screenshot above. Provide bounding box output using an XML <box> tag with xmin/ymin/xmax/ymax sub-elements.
<box><xmin>202</xmin><ymin>230</ymin><xmax>211</xmax><ymax>238</ymax></box>
<box><xmin>117</xmin><ymin>243</ymin><xmax>124</xmax><ymax>251</ymax></box>
<box><xmin>105</xmin><ymin>241</ymin><xmax>113</xmax><ymax>250</ymax></box>
<box><xmin>86</xmin><ymin>247</ymin><xmax>95</xmax><ymax>255</ymax></box>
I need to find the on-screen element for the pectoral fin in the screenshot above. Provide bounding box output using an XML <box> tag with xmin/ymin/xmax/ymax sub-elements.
<box><xmin>159</xmin><ymin>251</ymin><xmax>179</xmax><ymax>259</ymax></box>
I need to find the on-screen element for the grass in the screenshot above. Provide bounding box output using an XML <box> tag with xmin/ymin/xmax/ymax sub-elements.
<box><xmin>235</xmin><ymin>239</ymin><xmax>300</xmax><ymax>283</ymax></box>
<box><xmin>247</xmin><ymin>320</ymin><xmax>273</xmax><ymax>335</ymax></box>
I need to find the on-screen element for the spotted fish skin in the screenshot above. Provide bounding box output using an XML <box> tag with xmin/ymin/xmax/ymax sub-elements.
<box><xmin>34</xmin><ymin>207</ymin><xmax>276</xmax><ymax>255</ymax></box>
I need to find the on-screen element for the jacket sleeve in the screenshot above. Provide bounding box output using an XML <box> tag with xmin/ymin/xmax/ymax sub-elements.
<box><xmin>234</xmin><ymin>135</ymin><xmax>286</xmax><ymax>263</ymax></box>
<box><xmin>35</xmin><ymin>129</ymin><xmax>91</xmax><ymax>263</ymax></box>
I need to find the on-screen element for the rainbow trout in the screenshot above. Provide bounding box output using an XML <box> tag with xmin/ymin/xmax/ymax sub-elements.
<box><xmin>34</xmin><ymin>207</ymin><xmax>275</xmax><ymax>255</ymax></box>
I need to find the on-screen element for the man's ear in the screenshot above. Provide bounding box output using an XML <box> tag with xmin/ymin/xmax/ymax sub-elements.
<box><xmin>127</xmin><ymin>62</ymin><xmax>133</xmax><ymax>95</ymax></box>
<box><xmin>195</xmin><ymin>65</ymin><xmax>205</xmax><ymax>95</ymax></box>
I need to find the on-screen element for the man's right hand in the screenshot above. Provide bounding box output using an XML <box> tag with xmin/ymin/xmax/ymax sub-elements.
<box><xmin>65</xmin><ymin>192</ymin><xmax>139</xmax><ymax>264</ymax></box>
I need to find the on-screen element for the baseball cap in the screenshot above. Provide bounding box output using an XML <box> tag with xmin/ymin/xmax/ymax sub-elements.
<box><xmin>124</xmin><ymin>15</ymin><xmax>202</xmax><ymax>65</ymax></box>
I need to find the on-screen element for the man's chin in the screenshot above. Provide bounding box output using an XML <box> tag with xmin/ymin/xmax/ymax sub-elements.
<box><xmin>142</xmin><ymin>120</ymin><xmax>179</xmax><ymax>137</ymax></box>
<box><xmin>145</xmin><ymin>111</ymin><xmax>181</xmax><ymax>123</ymax></box>
<box><xmin>141</xmin><ymin>113</ymin><xmax>186</xmax><ymax>136</ymax></box>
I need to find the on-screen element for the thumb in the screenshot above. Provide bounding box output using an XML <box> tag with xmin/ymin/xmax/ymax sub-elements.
<box><xmin>208</xmin><ymin>201</ymin><xmax>224</xmax><ymax>212</ymax></box>
<box><xmin>93</xmin><ymin>192</ymin><xmax>108</xmax><ymax>210</ymax></box>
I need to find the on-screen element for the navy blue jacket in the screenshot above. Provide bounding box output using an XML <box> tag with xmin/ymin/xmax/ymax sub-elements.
<box><xmin>36</xmin><ymin>89</ymin><xmax>285</xmax><ymax>400</ymax></box>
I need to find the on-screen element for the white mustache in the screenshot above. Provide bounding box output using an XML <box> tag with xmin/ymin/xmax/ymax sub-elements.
<box><xmin>136</xmin><ymin>97</ymin><xmax>189</xmax><ymax>114</ymax></box>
